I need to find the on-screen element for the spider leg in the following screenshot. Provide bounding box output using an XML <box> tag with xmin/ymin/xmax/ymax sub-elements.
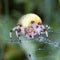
<box><xmin>45</xmin><ymin>31</ymin><xmax>48</xmax><ymax>37</ymax></box>
<box><xmin>46</xmin><ymin>25</ymin><xmax>50</xmax><ymax>29</ymax></box>
<box><xmin>9</xmin><ymin>30</ymin><xmax>15</xmax><ymax>42</ymax></box>
<box><xmin>14</xmin><ymin>29</ymin><xmax>21</xmax><ymax>43</ymax></box>
<box><xmin>9</xmin><ymin>26</ymin><xmax>17</xmax><ymax>40</ymax></box>
<box><xmin>15</xmin><ymin>31</ymin><xmax>19</xmax><ymax>38</ymax></box>
<box><xmin>18</xmin><ymin>34</ymin><xmax>21</xmax><ymax>43</ymax></box>
<box><xmin>10</xmin><ymin>30</ymin><xmax>13</xmax><ymax>39</ymax></box>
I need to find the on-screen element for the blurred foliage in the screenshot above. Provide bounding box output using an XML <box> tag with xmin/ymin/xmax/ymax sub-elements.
<box><xmin>0</xmin><ymin>0</ymin><xmax>60</xmax><ymax>60</ymax></box>
<box><xmin>3</xmin><ymin>43</ymin><xmax>27</xmax><ymax>60</ymax></box>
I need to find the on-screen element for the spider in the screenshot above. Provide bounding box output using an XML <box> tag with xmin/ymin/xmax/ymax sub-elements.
<box><xmin>9</xmin><ymin>20</ymin><xmax>50</xmax><ymax>42</ymax></box>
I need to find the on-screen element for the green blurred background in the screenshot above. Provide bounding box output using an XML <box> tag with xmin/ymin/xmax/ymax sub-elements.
<box><xmin>0</xmin><ymin>0</ymin><xmax>60</xmax><ymax>60</ymax></box>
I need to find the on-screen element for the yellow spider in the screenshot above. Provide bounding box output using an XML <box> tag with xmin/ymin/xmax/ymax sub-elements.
<box><xmin>9</xmin><ymin>13</ymin><xmax>50</xmax><ymax>42</ymax></box>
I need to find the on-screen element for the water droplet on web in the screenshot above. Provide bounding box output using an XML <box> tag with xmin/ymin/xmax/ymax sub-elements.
<box><xmin>53</xmin><ymin>42</ymin><xmax>59</xmax><ymax>48</ymax></box>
